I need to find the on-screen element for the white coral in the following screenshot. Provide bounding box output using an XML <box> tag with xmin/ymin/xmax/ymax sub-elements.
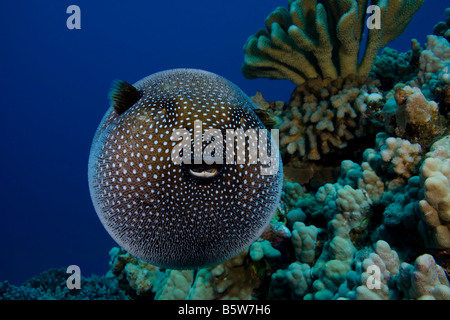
<box><xmin>155</xmin><ymin>270</ymin><xmax>194</xmax><ymax>300</ymax></box>
<box><xmin>416</xmin><ymin>35</ymin><xmax>450</xmax><ymax>86</ymax></box>
<box><xmin>419</xmin><ymin>156</ymin><xmax>450</xmax><ymax>249</ymax></box>
<box><xmin>277</xmin><ymin>78</ymin><xmax>382</xmax><ymax>160</ymax></box>
<box><xmin>396</xmin><ymin>254</ymin><xmax>450</xmax><ymax>300</ymax></box>
<box><xmin>316</xmin><ymin>183</ymin><xmax>371</xmax><ymax>232</ymax></box>
<box><xmin>380</xmin><ymin>136</ymin><xmax>422</xmax><ymax>179</ymax></box>
<box><xmin>359</xmin><ymin>161</ymin><xmax>385</xmax><ymax>204</ymax></box>
<box><xmin>426</xmin><ymin>135</ymin><xmax>450</xmax><ymax>160</ymax></box>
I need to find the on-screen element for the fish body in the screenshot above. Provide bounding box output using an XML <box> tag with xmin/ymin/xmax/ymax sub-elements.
<box><xmin>88</xmin><ymin>69</ymin><xmax>283</xmax><ymax>269</ymax></box>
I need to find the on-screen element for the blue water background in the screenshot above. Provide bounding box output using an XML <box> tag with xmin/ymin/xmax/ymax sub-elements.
<box><xmin>0</xmin><ymin>0</ymin><xmax>447</xmax><ymax>285</ymax></box>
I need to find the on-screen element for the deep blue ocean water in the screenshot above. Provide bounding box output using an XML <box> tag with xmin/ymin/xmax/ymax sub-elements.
<box><xmin>0</xmin><ymin>0</ymin><xmax>448</xmax><ymax>286</ymax></box>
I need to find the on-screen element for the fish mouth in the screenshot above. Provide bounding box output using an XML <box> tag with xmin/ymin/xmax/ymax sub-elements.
<box><xmin>182</xmin><ymin>161</ymin><xmax>224</xmax><ymax>183</ymax></box>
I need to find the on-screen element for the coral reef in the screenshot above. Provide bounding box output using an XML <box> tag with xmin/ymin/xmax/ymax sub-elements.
<box><xmin>251</xmin><ymin>76</ymin><xmax>389</xmax><ymax>187</ymax></box>
<box><xmin>391</xmin><ymin>84</ymin><xmax>446</xmax><ymax>148</ymax></box>
<box><xmin>4</xmin><ymin>132</ymin><xmax>450</xmax><ymax>300</ymax></box>
<box><xmin>243</xmin><ymin>1</ymin><xmax>447</xmax><ymax>192</ymax></box>
<box><xmin>251</xmin><ymin>42</ymin><xmax>448</xmax><ymax>186</ymax></box>
<box><xmin>410</xmin><ymin>35</ymin><xmax>450</xmax><ymax>100</ymax></box>
<box><xmin>373</xmin><ymin>32</ymin><xmax>450</xmax><ymax>117</ymax></box>
<box><xmin>0</xmin><ymin>268</ymin><xmax>130</xmax><ymax>300</ymax></box>
<box><xmin>4</xmin><ymin>2</ymin><xmax>450</xmax><ymax>303</ymax></box>
<box><xmin>395</xmin><ymin>254</ymin><xmax>450</xmax><ymax>299</ymax></box>
<box><xmin>244</xmin><ymin>1</ymin><xmax>447</xmax><ymax>172</ymax></box>
<box><xmin>418</xmin><ymin>147</ymin><xmax>450</xmax><ymax>250</ymax></box>
<box><xmin>433</xmin><ymin>8</ymin><xmax>450</xmax><ymax>42</ymax></box>
<box><xmin>370</xmin><ymin>40</ymin><xmax>422</xmax><ymax>90</ymax></box>
<box><xmin>67</xmin><ymin>133</ymin><xmax>445</xmax><ymax>301</ymax></box>
<box><xmin>276</xmin><ymin>76</ymin><xmax>384</xmax><ymax>162</ymax></box>
<box><xmin>269</xmin><ymin>137</ymin><xmax>450</xmax><ymax>300</ymax></box>
<box><xmin>337</xmin><ymin>241</ymin><xmax>450</xmax><ymax>300</ymax></box>
<box><xmin>243</xmin><ymin>0</ymin><xmax>424</xmax><ymax>85</ymax></box>
<box><xmin>106</xmin><ymin>246</ymin><xmax>266</xmax><ymax>300</ymax></box>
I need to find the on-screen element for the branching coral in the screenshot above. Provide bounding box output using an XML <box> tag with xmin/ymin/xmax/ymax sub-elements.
<box><xmin>243</xmin><ymin>0</ymin><xmax>424</xmax><ymax>85</ymax></box>
<box><xmin>375</xmin><ymin>34</ymin><xmax>450</xmax><ymax>118</ymax></box>
<box><xmin>272</xmin><ymin>76</ymin><xmax>384</xmax><ymax>161</ymax></box>
<box><xmin>266</xmin><ymin>132</ymin><xmax>450</xmax><ymax>300</ymax></box>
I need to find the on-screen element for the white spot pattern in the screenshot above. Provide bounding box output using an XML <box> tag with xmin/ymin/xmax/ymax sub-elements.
<box><xmin>88</xmin><ymin>69</ymin><xmax>283</xmax><ymax>269</ymax></box>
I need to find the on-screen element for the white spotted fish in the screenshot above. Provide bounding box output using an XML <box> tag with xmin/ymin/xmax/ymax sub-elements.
<box><xmin>88</xmin><ymin>69</ymin><xmax>283</xmax><ymax>269</ymax></box>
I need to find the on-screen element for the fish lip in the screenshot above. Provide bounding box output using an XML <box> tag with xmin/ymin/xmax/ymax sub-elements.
<box><xmin>182</xmin><ymin>162</ymin><xmax>224</xmax><ymax>183</ymax></box>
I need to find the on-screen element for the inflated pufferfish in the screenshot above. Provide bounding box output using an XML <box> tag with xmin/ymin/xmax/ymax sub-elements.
<box><xmin>88</xmin><ymin>69</ymin><xmax>283</xmax><ymax>269</ymax></box>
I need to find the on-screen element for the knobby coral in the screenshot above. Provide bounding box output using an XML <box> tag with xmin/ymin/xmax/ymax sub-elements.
<box><xmin>418</xmin><ymin>140</ymin><xmax>450</xmax><ymax>249</ymax></box>
<box><xmin>411</xmin><ymin>35</ymin><xmax>450</xmax><ymax>99</ymax></box>
<box><xmin>243</xmin><ymin>0</ymin><xmax>424</xmax><ymax>85</ymax></box>
<box><xmin>89</xmin><ymin>3</ymin><xmax>448</xmax><ymax>301</ymax></box>
<box><xmin>96</xmin><ymin>134</ymin><xmax>448</xmax><ymax>301</ymax></box>
<box><xmin>370</xmin><ymin>40</ymin><xmax>422</xmax><ymax>90</ymax></box>
<box><xmin>0</xmin><ymin>268</ymin><xmax>130</xmax><ymax>300</ymax></box>
<box><xmin>433</xmin><ymin>8</ymin><xmax>450</xmax><ymax>42</ymax></box>
<box><xmin>269</xmin><ymin>76</ymin><xmax>384</xmax><ymax>162</ymax></box>
<box><xmin>5</xmin><ymin>132</ymin><xmax>449</xmax><ymax>300</ymax></box>
<box><xmin>96</xmin><ymin>5</ymin><xmax>448</xmax><ymax>300</ymax></box>
<box><xmin>380</xmin><ymin>84</ymin><xmax>448</xmax><ymax>149</ymax></box>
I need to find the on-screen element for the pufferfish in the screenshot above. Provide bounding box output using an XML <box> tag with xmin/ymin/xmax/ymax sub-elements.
<box><xmin>88</xmin><ymin>69</ymin><xmax>283</xmax><ymax>269</ymax></box>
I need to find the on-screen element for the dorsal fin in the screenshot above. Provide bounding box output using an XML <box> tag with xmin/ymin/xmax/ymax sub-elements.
<box><xmin>109</xmin><ymin>80</ymin><xmax>143</xmax><ymax>115</ymax></box>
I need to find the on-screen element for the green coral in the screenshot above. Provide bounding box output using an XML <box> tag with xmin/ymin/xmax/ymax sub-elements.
<box><xmin>243</xmin><ymin>0</ymin><xmax>424</xmax><ymax>85</ymax></box>
<box><xmin>250</xmin><ymin>240</ymin><xmax>282</xmax><ymax>261</ymax></box>
<box><xmin>107</xmin><ymin>243</ymin><xmax>281</xmax><ymax>300</ymax></box>
<box><xmin>433</xmin><ymin>8</ymin><xmax>450</xmax><ymax>42</ymax></box>
<box><xmin>370</xmin><ymin>41</ymin><xmax>422</xmax><ymax>90</ymax></box>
